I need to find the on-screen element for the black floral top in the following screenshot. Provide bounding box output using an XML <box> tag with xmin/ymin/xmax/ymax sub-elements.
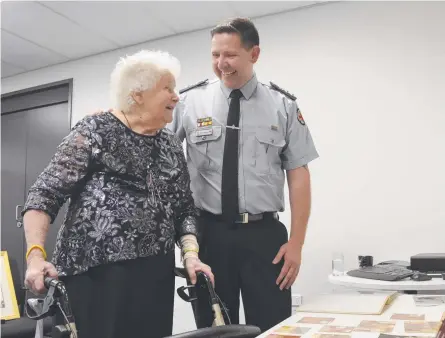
<box><xmin>23</xmin><ymin>112</ymin><xmax>198</xmax><ymax>277</ymax></box>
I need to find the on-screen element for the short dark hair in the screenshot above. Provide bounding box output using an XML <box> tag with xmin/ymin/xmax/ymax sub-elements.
<box><xmin>210</xmin><ymin>17</ymin><xmax>260</xmax><ymax>49</ymax></box>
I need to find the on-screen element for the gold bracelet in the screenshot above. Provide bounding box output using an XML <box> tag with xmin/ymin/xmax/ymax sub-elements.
<box><xmin>183</xmin><ymin>247</ymin><xmax>199</xmax><ymax>255</ymax></box>
<box><xmin>26</xmin><ymin>245</ymin><xmax>47</xmax><ymax>261</ymax></box>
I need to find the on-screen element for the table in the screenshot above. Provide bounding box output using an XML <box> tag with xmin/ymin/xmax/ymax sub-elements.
<box><xmin>257</xmin><ymin>294</ymin><xmax>445</xmax><ymax>338</ymax></box>
<box><xmin>328</xmin><ymin>274</ymin><xmax>445</xmax><ymax>293</ymax></box>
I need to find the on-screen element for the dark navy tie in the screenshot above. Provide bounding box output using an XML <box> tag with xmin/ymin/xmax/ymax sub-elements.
<box><xmin>221</xmin><ymin>89</ymin><xmax>243</xmax><ymax>221</ymax></box>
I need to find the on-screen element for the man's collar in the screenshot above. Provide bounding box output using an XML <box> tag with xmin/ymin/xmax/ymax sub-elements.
<box><xmin>220</xmin><ymin>73</ymin><xmax>258</xmax><ymax>100</ymax></box>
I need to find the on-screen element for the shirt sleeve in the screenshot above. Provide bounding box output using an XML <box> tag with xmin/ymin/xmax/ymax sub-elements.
<box><xmin>171</xmin><ymin>137</ymin><xmax>199</xmax><ymax>241</ymax></box>
<box><xmin>22</xmin><ymin>119</ymin><xmax>95</xmax><ymax>223</ymax></box>
<box><xmin>281</xmin><ymin>99</ymin><xmax>319</xmax><ymax>170</ymax></box>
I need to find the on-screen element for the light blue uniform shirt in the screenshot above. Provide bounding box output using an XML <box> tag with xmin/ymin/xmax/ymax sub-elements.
<box><xmin>168</xmin><ymin>74</ymin><xmax>319</xmax><ymax>214</ymax></box>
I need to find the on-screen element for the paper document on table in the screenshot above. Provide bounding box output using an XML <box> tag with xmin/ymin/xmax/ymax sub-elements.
<box><xmin>391</xmin><ymin>313</ymin><xmax>426</xmax><ymax>320</ymax></box>
<box><xmin>404</xmin><ymin>321</ymin><xmax>442</xmax><ymax>334</ymax></box>
<box><xmin>313</xmin><ymin>334</ymin><xmax>350</xmax><ymax>338</ymax></box>
<box><xmin>354</xmin><ymin>320</ymin><xmax>396</xmax><ymax>333</ymax></box>
<box><xmin>265</xmin><ymin>335</ymin><xmax>302</xmax><ymax>338</ymax></box>
<box><xmin>378</xmin><ymin>335</ymin><xmax>428</xmax><ymax>338</ymax></box>
<box><xmin>273</xmin><ymin>325</ymin><xmax>310</xmax><ymax>335</ymax></box>
<box><xmin>297</xmin><ymin>317</ymin><xmax>335</xmax><ymax>324</ymax></box>
<box><xmin>319</xmin><ymin>325</ymin><xmax>355</xmax><ymax>333</ymax></box>
<box><xmin>297</xmin><ymin>292</ymin><xmax>398</xmax><ymax>315</ymax></box>
<box><xmin>437</xmin><ymin>318</ymin><xmax>445</xmax><ymax>338</ymax></box>
<box><xmin>413</xmin><ymin>295</ymin><xmax>445</xmax><ymax>307</ymax></box>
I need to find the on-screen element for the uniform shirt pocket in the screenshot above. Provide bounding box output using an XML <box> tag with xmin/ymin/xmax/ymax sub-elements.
<box><xmin>254</xmin><ymin>128</ymin><xmax>286</xmax><ymax>174</ymax></box>
<box><xmin>187</xmin><ymin>126</ymin><xmax>223</xmax><ymax>171</ymax></box>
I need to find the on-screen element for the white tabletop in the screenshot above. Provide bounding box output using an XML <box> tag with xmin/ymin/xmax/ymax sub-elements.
<box><xmin>257</xmin><ymin>294</ymin><xmax>445</xmax><ymax>338</ymax></box>
<box><xmin>329</xmin><ymin>273</ymin><xmax>445</xmax><ymax>291</ymax></box>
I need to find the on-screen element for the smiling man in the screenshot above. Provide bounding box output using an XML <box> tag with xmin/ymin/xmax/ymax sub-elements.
<box><xmin>169</xmin><ymin>17</ymin><xmax>319</xmax><ymax>332</ymax></box>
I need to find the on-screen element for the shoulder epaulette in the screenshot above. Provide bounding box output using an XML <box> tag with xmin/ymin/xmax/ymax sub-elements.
<box><xmin>269</xmin><ymin>81</ymin><xmax>297</xmax><ymax>101</ymax></box>
<box><xmin>179</xmin><ymin>79</ymin><xmax>209</xmax><ymax>95</ymax></box>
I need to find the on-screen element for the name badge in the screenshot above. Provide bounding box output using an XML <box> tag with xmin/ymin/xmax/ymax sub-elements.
<box><xmin>196</xmin><ymin>128</ymin><xmax>213</xmax><ymax>137</ymax></box>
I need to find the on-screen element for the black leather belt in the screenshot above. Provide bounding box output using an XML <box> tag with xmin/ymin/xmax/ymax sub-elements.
<box><xmin>198</xmin><ymin>209</ymin><xmax>278</xmax><ymax>224</ymax></box>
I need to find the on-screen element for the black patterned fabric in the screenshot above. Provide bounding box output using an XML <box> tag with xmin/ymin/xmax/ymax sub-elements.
<box><xmin>23</xmin><ymin>112</ymin><xmax>198</xmax><ymax>277</ymax></box>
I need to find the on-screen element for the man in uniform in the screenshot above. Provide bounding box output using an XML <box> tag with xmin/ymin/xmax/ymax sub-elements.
<box><xmin>168</xmin><ymin>17</ymin><xmax>319</xmax><ymax>332</ymax></box>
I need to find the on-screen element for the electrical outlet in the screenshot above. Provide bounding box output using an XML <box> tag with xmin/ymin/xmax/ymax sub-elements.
<box><xmin>291</xmin><ymin>293</ymin><xmax>303</xmax><ymax>307</ymax></box>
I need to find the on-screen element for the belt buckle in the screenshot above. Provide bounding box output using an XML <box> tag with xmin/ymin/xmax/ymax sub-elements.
<box><xmin>239</xmin><ymin>213</ymin><xmax>249</xmax><ymax>224</ymax></box>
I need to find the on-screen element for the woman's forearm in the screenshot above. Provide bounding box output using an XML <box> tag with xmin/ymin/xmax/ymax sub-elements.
<box><xmin>24</xmin><ymin>210</ymin><xmax>51</xmax><ymax>263</ymax></box>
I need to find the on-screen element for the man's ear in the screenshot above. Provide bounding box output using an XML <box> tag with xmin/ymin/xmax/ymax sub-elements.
<box><xmin>251</xmin><ymin>46</ymin><xmax>260</xmax><ymax>63</ymax></box>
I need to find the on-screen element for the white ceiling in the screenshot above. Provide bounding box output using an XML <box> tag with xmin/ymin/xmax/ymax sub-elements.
<box><xmin>1</xmin><ymin>1</ymin><xmax>325</xmax><ymax>79</ymax></box>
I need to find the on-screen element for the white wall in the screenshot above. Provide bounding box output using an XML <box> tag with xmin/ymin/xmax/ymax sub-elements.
<box><xmin>3</xmin><ymin>1</ymin><xmax>445</xmax><ymax>333</ymax></box>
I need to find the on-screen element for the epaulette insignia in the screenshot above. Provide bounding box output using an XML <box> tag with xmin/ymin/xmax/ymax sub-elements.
<box><xmin>269</xmin><ymin>81</ymin><xmax>297</xmax><ymax>101</ymax></box>
<box><xmin>179</xmin><ymin>79</ymin><xmax>209</xmax><ymax>94</ymax></box>
<box><xmin>296</xmin><ymin>107</ymin><xmax>305</xmax><ymax>126</ymax></box>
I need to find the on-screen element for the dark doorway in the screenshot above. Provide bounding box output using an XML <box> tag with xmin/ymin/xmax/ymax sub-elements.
<box><xmin>1</xmin><ymin>79</ymin><xmax>72</xmax><ymax>312</ymax></box>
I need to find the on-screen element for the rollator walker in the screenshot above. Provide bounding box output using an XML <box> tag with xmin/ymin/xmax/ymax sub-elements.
<box><xmin>25</xmin><ymin>269</ymin><xmax>261</xmax><ymax>338</ymax></box>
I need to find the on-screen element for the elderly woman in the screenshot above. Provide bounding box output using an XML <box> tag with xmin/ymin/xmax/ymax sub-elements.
<box><xmin>23</xmin><ymin>50</ymin><xmax>213</xmax><ymax>338</ymax></box>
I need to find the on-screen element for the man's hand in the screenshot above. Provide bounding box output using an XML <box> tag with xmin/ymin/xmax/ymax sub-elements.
<box><xmin>272</xmin><ymin>238</ymin><xmax>302</xmax><ymax>290</ymax></box>
<box><xmin>185</xmin><ymin>256</ymin><xmax>215</xmax><ymax>286</ymax></box>
<box><xmin>25</xmin><ymin>256</ymin><xmax>58</xmax><ymax>294</ymax></box>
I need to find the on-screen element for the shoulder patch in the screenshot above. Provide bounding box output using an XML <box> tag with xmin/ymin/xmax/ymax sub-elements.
<box><xmin>179</xmin><ymin>79</ymin><xmax>209</xmax><ymax>94</ymax></box>
<box><xmin>269</xmin><ymin>81</ymin><xmax>296</xmax><ymax>101</ymax></box>
<box><xmin>296</xmin><ymin>107</ymin><xmax>306</xmax><ymax>126</ymax></box>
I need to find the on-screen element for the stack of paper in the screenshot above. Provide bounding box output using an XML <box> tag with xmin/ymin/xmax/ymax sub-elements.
<box><xmin>297</xmin><ymin>292</ymin><xmax>398</xmax><ymax>315</ymax></box>
<box><xmin>413</xmin><ymin>295</ymin><xmax>445</xmax><ymax>307</ymax></box>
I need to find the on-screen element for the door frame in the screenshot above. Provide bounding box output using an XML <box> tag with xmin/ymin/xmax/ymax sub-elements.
<box><xmin>1</xmin><ymin>78</ymin><xmax>73</xmax><ymax>128</ymax></box>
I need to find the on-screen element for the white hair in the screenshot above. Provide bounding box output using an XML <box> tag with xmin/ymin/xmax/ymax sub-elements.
<box><xmin>110</xmin><ymin>50</ymin><xmax>181</xmax><ymax>112</ymax></box>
